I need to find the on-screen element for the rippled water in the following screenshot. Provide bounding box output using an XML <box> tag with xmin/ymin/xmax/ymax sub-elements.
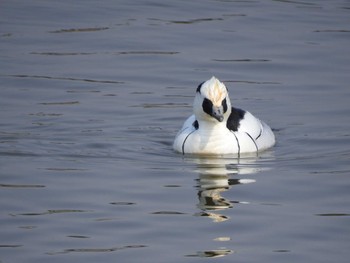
<box><xmin>1</xmin><ymin>0</ymin><xmax>350</xmax><ymax>262</ymax></box>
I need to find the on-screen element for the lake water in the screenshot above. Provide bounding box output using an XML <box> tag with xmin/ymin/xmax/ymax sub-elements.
<box><xmin>1</xmin><ymin>0</ymin><xmax>350</xmax><ymax>262</ymax></box>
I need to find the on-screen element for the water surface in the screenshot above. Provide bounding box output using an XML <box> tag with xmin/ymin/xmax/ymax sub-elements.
<box><xmin>1</xmin><ymin>0</ymin><xmax>350</xmax><ymax>262</ymax></box>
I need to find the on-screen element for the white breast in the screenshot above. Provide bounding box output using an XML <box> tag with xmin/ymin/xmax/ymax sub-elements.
<box><xmin>182</xmin><ymin>126</ymin><xmax>238</xmax><ymax>155</ymax></box>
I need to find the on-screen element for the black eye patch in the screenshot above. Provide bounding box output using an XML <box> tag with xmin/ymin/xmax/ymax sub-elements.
<box><xmin>202</xmin><ymin>98</ymin><xmax>213</xmax><ymax>116</ymax></box>
<box><xmin>222</xmin><ymin>98</ymin><xmax>228</xmax><ymax>113</ymax></box>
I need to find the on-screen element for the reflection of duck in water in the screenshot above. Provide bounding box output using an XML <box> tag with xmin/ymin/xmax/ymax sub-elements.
<box><xmin>186</xmin><ymin>248</ymin><xmax>233</xmax><ymax>258</ymax></box>
<box><xmin>196</xmin><ymin>174</ymin><xmax>255</xmax><ymax>222</ymax></box>
<box><xmin>173</xmin><ymin>76</ymin><xmax>275</xmax><ymax>155</ymax></box>
<box><xmin>193</xmin><ymin>156</ymin><xmax>261</xmax><ymax>222</ymax></box>
<box><xmin>186</xmin><ymin>154</ymin><xmax>273</xmax><ymax>257</ymax></box>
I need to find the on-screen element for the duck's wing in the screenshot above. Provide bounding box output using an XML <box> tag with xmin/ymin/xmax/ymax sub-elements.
<box><xmin>173</xmin><ymin>115</ymin><xmax>198</xmax><ymax>153</ymax></box>
<box><xmin>227</xmin><ymin>107</ymin><xmax>275</xmax><ymax>151</ymax></box>
<box><xmin>235</xmin><ymin>109</ymin><xmax>263</xmax><ymax>140</ymax></box>
<box><xmin>181</xmin><ymin>114</ymin><xmax>197</xmax><ymax>131</ymax></box>
<box><xmin>227</xmin><ymin>107</ymin><xmax>263</xmax><ymax>139</ymax></box>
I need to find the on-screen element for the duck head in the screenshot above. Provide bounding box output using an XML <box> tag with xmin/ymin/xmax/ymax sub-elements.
<box><xmin>194</xmin><ymin>77</ymin><xmax>231</xmax><ymax>123</ymax></box>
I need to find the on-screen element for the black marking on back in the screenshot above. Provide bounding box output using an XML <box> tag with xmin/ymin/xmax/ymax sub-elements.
<box><xmin>193</xmin><ymin>120</ymin><xmax>199</xmax><ymax>130</ymax></box>
<box><xmin>226</xmin><ymin>107</ymin><xmax>246</xmax><ymax>132</ymax></box>
<box><xmin>202</xmin><ymin>98</ymin><xmax>213</xmax><ymax>117</ymax></box>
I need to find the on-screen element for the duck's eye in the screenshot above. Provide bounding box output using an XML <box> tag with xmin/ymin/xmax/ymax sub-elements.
<box><xmin>222</xmin><ymin>98</ymin><xmax>228</xmax><ymax>113</ymax></box>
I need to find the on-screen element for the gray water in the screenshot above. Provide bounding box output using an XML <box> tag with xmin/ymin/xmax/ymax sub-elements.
<box><xmin>1</xmin><ymin>1</ymin><xmax>350</xmax><ymax>262</ymax></box>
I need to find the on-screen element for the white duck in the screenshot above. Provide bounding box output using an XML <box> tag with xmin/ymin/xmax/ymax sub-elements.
<box><xmin>173</xmin><ymin>76</ymin><xmax>275</xmax><ymax>155</ymax></box>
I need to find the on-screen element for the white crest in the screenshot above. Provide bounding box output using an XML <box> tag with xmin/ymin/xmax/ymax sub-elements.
<box><xmin>200</xmin><ymin>76</ymin><xmax>228</xmax><ymax>107</ymax></box>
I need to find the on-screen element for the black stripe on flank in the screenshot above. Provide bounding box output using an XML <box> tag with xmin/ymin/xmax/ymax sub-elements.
<box><xmin>182</xmin><ymin>130</ymin><xmax>195</xmax><ymax>155</ymax></box>
<box><xmin>231</xmin><ymin>131</ymin><xmax>240</xmax><ymax>157</ymax></box>
<box><xmin>255</xmin><ymin>127</ymin><xmax>262</xmax><ymax>140</ymax></box>
<box><xmin>245</xmin><ymin>132</ymin><xmax>258</xmax><ymax>152</ymax></box>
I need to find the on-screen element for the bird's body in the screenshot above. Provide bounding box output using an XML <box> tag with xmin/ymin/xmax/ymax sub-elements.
<box><xmin>173</xmin><ymin>77</ymin><xmax>275</xmax><ymax>155</ymax></box>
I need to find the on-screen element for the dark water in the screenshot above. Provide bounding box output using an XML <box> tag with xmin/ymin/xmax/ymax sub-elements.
<box><xmin>1</xmin><ymin>1</ymin><xmax>350</xmax><ymax>262</ymax></box>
